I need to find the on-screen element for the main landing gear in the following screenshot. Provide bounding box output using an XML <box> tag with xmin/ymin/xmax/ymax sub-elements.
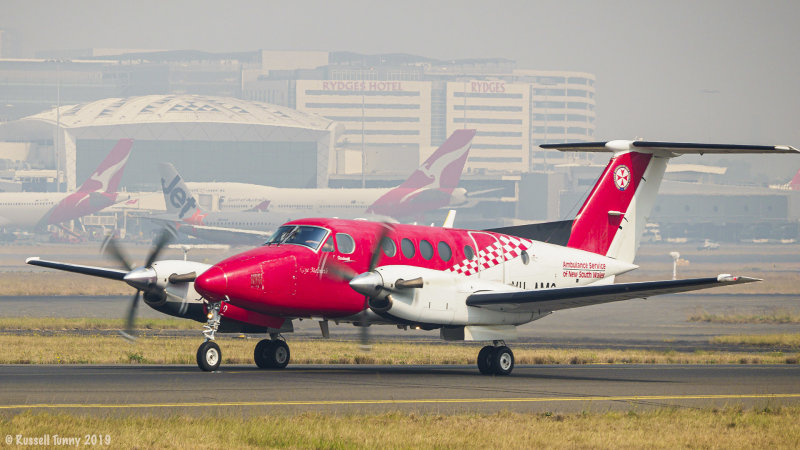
<box><xmin>477</xmin><ymin>341</ymin><xmax>514</xmax><ymax>376</ymax></box>
<box><xmin>253</xmin><ymin>337</ymin><xmax>290</xmax><ymax>369</ymax></box>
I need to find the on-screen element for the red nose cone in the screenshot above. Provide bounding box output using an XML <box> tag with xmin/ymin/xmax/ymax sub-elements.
<box><xmin>195</xmin><ymin>266</ymin><xmax>228</xmax><ymax>302</ymax></box>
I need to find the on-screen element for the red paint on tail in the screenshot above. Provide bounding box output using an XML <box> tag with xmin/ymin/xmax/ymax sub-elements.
<box><xmin>566</xmin><ymin>152</ymin><xmax>652</xmax><ymax>256</ymax></box>
<box><xmin>367</xmin><ymin>129</ymin><xmax>475</xmax><ymax>218</ymax></box>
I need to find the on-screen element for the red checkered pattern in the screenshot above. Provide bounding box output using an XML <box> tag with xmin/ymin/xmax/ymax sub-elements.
<box><xmin>448</xmin><ymin>235</ymin><xmax>532</xmax><ymax>276</ymax></box>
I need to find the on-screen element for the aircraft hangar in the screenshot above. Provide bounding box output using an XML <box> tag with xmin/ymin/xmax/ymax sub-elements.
<box><xmin>0</xmin><ymin>94</ymin><xmax>340</xmax><ymax>191</ymax></box>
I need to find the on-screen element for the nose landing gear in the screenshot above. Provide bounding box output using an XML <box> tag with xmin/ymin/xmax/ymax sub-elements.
<box><xmin>196</xmin><ymin>302</ymin><xmax>222</xmax><ymax>372</ymax></box>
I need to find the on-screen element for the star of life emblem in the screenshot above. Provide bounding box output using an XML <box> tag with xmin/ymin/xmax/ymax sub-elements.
<box><xmin>614</xmin><ymin>165</ymin><xmax>631</xmax><ymax>191</ymax></box>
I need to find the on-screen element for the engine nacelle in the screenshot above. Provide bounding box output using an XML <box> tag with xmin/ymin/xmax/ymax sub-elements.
<box><xmin>144</xmin><ymin>260</ymin><xmax>212</xmax><ymax>322</ymax></box>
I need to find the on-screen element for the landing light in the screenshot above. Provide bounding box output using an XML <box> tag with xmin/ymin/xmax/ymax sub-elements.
<box><xmin>207</xmin><ymin>312</ymin><xmax>214</xmax><ymax>319</ymax></box>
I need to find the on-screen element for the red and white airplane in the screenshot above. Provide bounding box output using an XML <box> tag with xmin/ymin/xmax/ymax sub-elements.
<box><xmin>0</xmin><ymin>139</ymin><xmax>133</xmax><ymax>229</ymax></box>
<box><xmin>27</xmin><ymin>140</ymin><xmax>797</xmax><ymax>375</ymax></box>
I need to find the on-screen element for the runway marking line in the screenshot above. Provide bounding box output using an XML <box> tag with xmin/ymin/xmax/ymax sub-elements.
<box><xmin>2</xmin><ymin>393</ymin><xmax>800</xmax><ymax>410</ymax></box>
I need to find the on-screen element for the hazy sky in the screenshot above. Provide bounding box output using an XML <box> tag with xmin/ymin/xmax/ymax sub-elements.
<box><xmin>3</xmin><ymin>0</ymin><xmax>799</xmax><ymax>178</ymax></box>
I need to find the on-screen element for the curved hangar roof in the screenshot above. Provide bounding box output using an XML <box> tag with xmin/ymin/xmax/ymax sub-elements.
<box><xmin>2</xmin><ymin>94</ymin><xmax>336</xmax><ymax>139</ymax></box>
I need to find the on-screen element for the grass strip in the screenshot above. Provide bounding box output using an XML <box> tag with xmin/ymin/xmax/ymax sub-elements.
<box><xmin>711</xmin><ymin>334</ymin><xmax>800</xmax><ymax>348</ymax></box>
<box><xmin>689</xmin><ymin>308</ymin><xmax>800</xmax><ymax>324</ymax></box>
<box><xmin>1</xmin><ymin>335</ymin><xmax>798</xmax><ymax>365</ymax></box>
<box><xmin>0</xmin><ymin>317</ymin><xmax>196</xmax><ymax>331</ymax></box>
<box><xmin>1</xmin><ymin>407</ymin><xmax>800</xmax><ymax>449</ymax></box>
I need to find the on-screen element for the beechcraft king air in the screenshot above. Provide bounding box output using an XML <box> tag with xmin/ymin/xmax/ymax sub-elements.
<box><xmin>0</xmin><ymin>139</ymin><xmax>133</xmax><ymax>229</ymax></box>
<box><xmin>27</xmin><ymin>139</ymin><xmax>798</xmax><ymax>375</ymax></box>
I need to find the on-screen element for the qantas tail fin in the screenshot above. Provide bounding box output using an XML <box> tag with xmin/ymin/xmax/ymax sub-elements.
<box><xmin>158</xmin><ymin>163</ymin><xmax>205</xmax><ymax>223</ymax></box>
<box><xmin>542</xmin><ymin>140</ymin><xmax>798</xmax><ymax>264</ymax></box>
<box><xmin>789</xmin><ymin>168</ymin><xmax>800</xmax><ymax>190</ymax></box>
<box><xmin>76</xmin><ymin>139</ymin><xmax>134</xmax><ymax>194</ymax></box>
<box><xmin>39</xmin><ymin>139</ymin><xmax>134</xmax><ymax>227</ymax></box>
<box><xmin>367</xmin><ymin>129</ymin><xmax>475</xmax><ymax>217</ymax></box>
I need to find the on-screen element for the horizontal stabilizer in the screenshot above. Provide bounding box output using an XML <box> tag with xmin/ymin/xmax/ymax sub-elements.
<box><xmin>466</xmin><ymin>275</ymin><xmax>759</xmax><ymax>313</ymax></box>
<box><xmin>541</xmin><ymin>140</ymin><xmax>799</xmax><ymax>154</ymax></box>
<box><xmin>26</xmin><ymin>257</ymin><xmax>128</xmax><ymax>281</ymax></box>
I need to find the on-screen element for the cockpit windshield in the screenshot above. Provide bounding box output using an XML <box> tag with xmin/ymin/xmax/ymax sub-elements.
<box><xmin>264</xmin><ymin>225</ymin><xmax>329</xmax><ymax>251</ymax></box>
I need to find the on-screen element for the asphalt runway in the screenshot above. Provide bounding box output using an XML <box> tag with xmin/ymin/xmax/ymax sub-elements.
<box><xmin>1</xmin><ymin>364</ymin><xmax>799</xmax><ymax>415</ymax></box>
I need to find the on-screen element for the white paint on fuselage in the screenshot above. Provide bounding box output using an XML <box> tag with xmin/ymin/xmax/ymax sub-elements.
<box><xmin>0</xmin><ymin>192</ymin><xmax>67</xmax><ymax>228</ymax></box>
<box><xmin>187</xmin><ymin>182</ymin><xmax>393</xmax><ymax>214</ymax></box>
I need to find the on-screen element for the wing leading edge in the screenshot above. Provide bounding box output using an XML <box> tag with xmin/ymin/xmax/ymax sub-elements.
<box><xmin>466</xmin><ymin>275</ymin><xmax>759</xmax><ymax>313</ymax></box>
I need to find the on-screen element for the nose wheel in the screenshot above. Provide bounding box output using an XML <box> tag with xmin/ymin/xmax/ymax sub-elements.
<box><xmin>254</xmin><ymin>338</ymin><xmax>290</xmax><ymax>369</ymax></box>
<box><xmin>197</xmin><ymin>302</ymin><xmax>222</xmax><ymax>372</ymax></box>
<box><xmin>477</xmin><ymin>343</ymin><xmax>514</xmax><ymax>375</ymax></box>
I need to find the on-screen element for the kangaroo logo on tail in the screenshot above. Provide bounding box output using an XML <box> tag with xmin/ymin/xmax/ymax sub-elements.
<box><xmin>367</xmin><ymin>129</ymin><xmax>475</xmax><ymax>218</ymax></box>
<box><xmin>39</xmin><ymin>139</ymin><xmax>134</xmax><ymax>227</ymax></box>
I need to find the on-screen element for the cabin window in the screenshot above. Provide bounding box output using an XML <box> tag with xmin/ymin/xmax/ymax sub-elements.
<box><xmin>401</xmin><ymin>238</ymin><xmax>416</xmax><ymax>258</ymax></box>
<box><xmin>520</xmin><ymin>250</ymin><xmax>530</xmax><ymax>265</ymax></box>
<box><xmin>464</xmin><ymin>245</ymin><xmax>476</xmax><ymax>260</ymax></box>
<box><xmin>381</xmin><ymin>237</ymin><xmax>397</xmax><ymax>257</ymax></box>
<box><xmin>321</xmin><ymin>235</ymin><xmax>334</xmax><ymax>252</ymax></box>
<box><xmin>438</xmin><ymin>242</ymin><xmax>452</xmax><ymax>262</ymax></box>
<box><xmin>420</xmin><ymin>240</ymin><xmax>434</xmax><ymax>260</ymax></box>
<box><xmin>336</xmin><ymin>233</ymin><xmax>356</xmax><ymax>254</ymax></box>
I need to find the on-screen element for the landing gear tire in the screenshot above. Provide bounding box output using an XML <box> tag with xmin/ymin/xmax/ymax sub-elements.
<box><xmin>254</xmin><ymin>339</ymin><xmax>290</xmax><ymax>369</ymax></box>
<box><xmin>491</xmin><ymin>346</ymin><xmax>514</xmax><ymax>376</ymax></box>
<box><xmin>477</xmin><ymin>346</ymin><xmax>495</xmax><ymax>375</ymax></box>
<box><xmin>196</xmin><ymin>341</ymin><xmax>221</xmax><ymax>372</ymax></box>
<box><xmin>254</xmin><ymin>339</ymin><xmax>271</xmax><ymax>369</ymax></box>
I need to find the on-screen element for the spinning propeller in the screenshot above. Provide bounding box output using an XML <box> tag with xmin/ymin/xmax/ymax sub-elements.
<box><xmin>319</xmin><ymin>224</ymin><xmax>423</xmax><ymax>350</ymax></box>
<box><xmin>101</xmin><ymin>229</ymin><xmax>177</xmax><ymax>341</ymax></box>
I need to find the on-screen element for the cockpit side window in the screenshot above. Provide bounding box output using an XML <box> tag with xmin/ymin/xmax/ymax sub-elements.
<box><xmin>335</xmin><ymin>233</ymin><xmax>356</xmax><ymax>254</ymax></box>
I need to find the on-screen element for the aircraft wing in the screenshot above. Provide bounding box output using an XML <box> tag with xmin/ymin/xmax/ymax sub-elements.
<box><xmin>466</xmin><ymin>275</ymin><xmax>759</xmax><ymax>313</ymax></box>
<box><xmin>26</xmin><ymin>257</ymin><xmax>128</xmax><ymax>280</ymax></box>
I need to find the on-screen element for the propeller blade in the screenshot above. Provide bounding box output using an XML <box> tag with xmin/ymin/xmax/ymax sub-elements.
<box><xmin>119</xmin><ymin>290</ymin><xmax>141</xmax><ymax>342</ymax></box>
<box><xmin>368</xmin><ymin>223</ymin><xmax>393</xmax><ymax>272</ymax></box>
<box><xmin>359</xmin><ymin>296</ymin><xmax>371</xmax><ymax>352</ymax></box>
<box><xmin>318</xmin><ymin>254</ymin><xmax>358</xmax><ymax>282</ymax></box>
<box><xmin>145</xmin><ymin>229</ymin><xmax>173</xmax><ymax>267</ymax></box>
<box><xmin>104</xmin><ymin>237</ymin><xmax>132</xmax><ymax>272</ymax></box>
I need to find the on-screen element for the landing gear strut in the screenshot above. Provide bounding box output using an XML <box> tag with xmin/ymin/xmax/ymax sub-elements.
<box><xmin>254</xmin><ymin>337</ymin><xmax>290</xmax><ymax>369</ymax></box>
<box><xmin>476</xmin><ymin>341</ymin><xmax>514</xmax><ymax>376</ymax></box>
<box><xmin>197</xmin><ymin>302</ymin><xmax>222</xmax><ymax>372</ymax></box>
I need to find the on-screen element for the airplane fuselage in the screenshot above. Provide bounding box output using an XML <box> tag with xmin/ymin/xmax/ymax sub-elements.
<box><xmin>196</xmin><ymin>218</ymin><xmax>637</xmax><ymax>327</ymax></box>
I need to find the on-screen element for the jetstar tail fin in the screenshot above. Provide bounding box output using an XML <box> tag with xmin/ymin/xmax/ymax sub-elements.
<box><xmin>158</xmin><ymin>163</ymin><xmax>205</xmax><ymax>223</ymax></box>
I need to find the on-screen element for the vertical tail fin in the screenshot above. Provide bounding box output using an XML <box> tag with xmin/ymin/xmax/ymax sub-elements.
<box><xmin>367</xmin><ymin>129</ymin><xmax>476</xmax><ymax>217</ymax></box>
<box><xmin>40</xmin><ymin>139</ymin><xmax>134</xmax><ymax>227</ymax></box>
<box><xmin>542</xmin><ymin>140</ymin><xmax>798</xmax><ymax>263</ymax></box>
<box><xmin>76</xmin><ymin>139</ymin><xmax>134</xmax><ymax>194</ymax></box>
<box><xmin>158</xmin><ymin>163</ymin><xmax>205</xmax><ymax>223</ymax></box>
<box><xmin>789</xmin><ymin>168</ymin><xmax>800</xmax><ymax>190</ymax></box>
